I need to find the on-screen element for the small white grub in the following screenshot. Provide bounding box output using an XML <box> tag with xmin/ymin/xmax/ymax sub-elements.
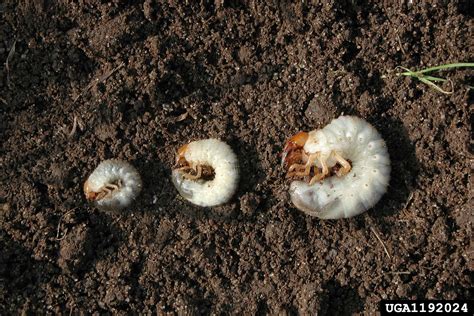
<box><xmin>84</xmin><ymin>159</ymin><xmax>142</xmax><ymax>211</ymax></box>
<box><xmin>282</xmin><ymin>116</ymin><xmax>391</xmax><ymax>219</ymax></box>
<box><xmin>171</xmin><ymin>139</ymin><xmax>239</xmax><ymax>207</ymax></box>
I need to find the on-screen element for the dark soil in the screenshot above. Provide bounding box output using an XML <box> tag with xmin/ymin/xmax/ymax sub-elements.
<box><xmin>1</xmin><ymin>1</ymin><xmax>472</xmax><ymax>314</ymax></box>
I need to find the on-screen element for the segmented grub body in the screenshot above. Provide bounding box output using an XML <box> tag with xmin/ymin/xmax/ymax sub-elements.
<box><xmin>284</xmin><ymin>116</ymin><xmax>390</xmax><ymax>219</ymax></box>
<box><xmin>84</xmin><ymin>159</ymin><xmax>142</xmax><ymax>211</ymax></box>
<box><xmin>172</xmin><ymin>139</ymin><xmax>239</xmax><ymax>207</ymax></box>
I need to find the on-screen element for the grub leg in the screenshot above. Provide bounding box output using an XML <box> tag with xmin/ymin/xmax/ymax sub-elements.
<box><xmin>287</xmin><ymin>153</ymin><xmax>318</xmax><ymax>178</ymax></box>
<box><xmin>286</xmin><ymin>163</ymin><xmax>306</xmax><ymax>177</ymax></box>
<box><xmin>332</xmin><ymin>151</ymin><xmax>351</xmax><ymax>176</ymax></box>
<box><xmin>183</xmin><ymin>164</ymin><xmax>203</xmax><ymax>180</ymax></box>
<box><xmin>309</xmin><ymin>153</ymin><xmax>328</xmax><ymax>185</ymax></box>
<box><xmin>96</xmin><ymin>186</ymin><xmax>112</xmax><ymax>200</ymax></box>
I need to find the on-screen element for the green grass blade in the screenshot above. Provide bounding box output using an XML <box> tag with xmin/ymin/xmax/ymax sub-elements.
<box><xmin>396</xmin><ymin>66</ymin><xmax>415</xmax><ymax>77</ymax></box>
<box><xmin>421</xmin><ymin>75</ymin><xmax>447</xmax><ymax>82</ymax></box>
<box><xmin>390</xmin><ymin>62</ymin><xmax>473</xmax><ymax>94</ymax></box>
<box><xmin>415</xmin><ymin>62</ymin><xmax>474</xmax><ymax>74</ymax></box>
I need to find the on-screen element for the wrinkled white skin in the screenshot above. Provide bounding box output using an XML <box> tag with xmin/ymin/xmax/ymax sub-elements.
<box><xmin>172</xmin><ymin>139</ymin><xmax>239</xmax><ymax>207</ymax></box>
<box><xmin>290</xmin><ymin>116</ymin><xmax>390</xmax><ymax>219</ymax></box>
<box><xmin>85</xmin><ymin>159</ymin><xmax>142</xmax><ymax>210</ymax></box>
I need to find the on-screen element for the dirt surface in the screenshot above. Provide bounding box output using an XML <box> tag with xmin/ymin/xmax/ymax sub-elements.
<box><xmin>1</xmin><ymin>0</ymin><xmax>472</xmax><ymax>314</ymax></box>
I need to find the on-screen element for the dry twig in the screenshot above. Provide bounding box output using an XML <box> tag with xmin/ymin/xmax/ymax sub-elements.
<box><xmin>403</xmin><ymin>192</ymin><xmax>414</xmax><ymax>211</ymax></box>
<box><xmin>5</xmin><ymin>39</ymin><xmax>17</xmax><ymax>87</ymax></box>
<box><xmin>73</xmin><ymin>62</ymin><xmax>125</xmax><ymax>103</ymax></box>
<box><xmin>370</xmin><ymin>226</ymin><xmax>392</xmax><ymax>259</ymax></box>
<box><xmin>68</xmin><ymin>116</ymin><xmax>78</xmax><ymax>139</ymax></box>
<box><xmin>175</xmin><ymin>112</ymin><xmax>189</xmax><ymax>122</ymax></box>
<box><xmin>384</xmin><ymin>271</ymin><xmax>411</xmax><ymax>275</ymax></box>
<box><xmin>396</xmin><ymin>34</ymin><xmax>406</xmax><ymax>55</ymax></box>
<box><xmin>111</xmin><ymin>215</ymin><xmax>122</xmax><ymax>225</ymax></box>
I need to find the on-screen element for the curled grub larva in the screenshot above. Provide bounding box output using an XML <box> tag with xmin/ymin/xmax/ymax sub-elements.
<box><xmin>282</xmin><ymin>116</ymin><xmax>390</xmax><ymax>219</ymax></box>
<box><xmin>171</xmin><ymin>139</ymin><xmax>239</xmax><ymax>207</ymax></box>
<box><xmin>84</xmin><ymin>159</ymin><xmax>142</xmax><ymax>211</ymax></box>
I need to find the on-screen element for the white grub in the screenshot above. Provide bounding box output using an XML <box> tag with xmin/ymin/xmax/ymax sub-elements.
<box><xmin>171</xmin><ymin>139</ymin><xmax>239</xmax><ymax>207</ymax></box>
<box><xmin>84</xmin><ymin>159</ymin><xmax>142</xmax><ymax>211</ymax></box>
<box><xmin>282</xmin><ymin>116</ymin><xmax>390</xmax><ymax>219</ymax></box>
